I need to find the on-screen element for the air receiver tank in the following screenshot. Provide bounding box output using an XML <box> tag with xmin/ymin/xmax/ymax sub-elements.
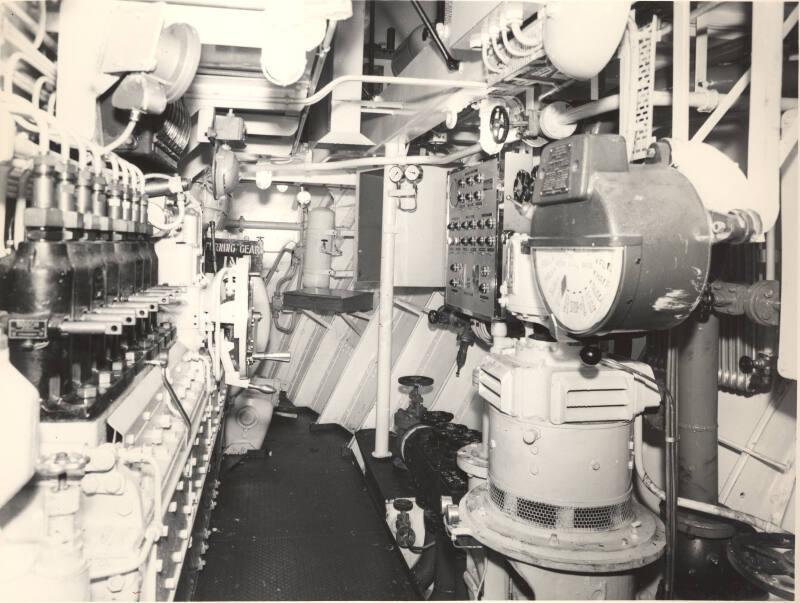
<box><xmin>303</xmin><ymin>207</ymin><xmax>335</xmax><ymax>289</ymax></box>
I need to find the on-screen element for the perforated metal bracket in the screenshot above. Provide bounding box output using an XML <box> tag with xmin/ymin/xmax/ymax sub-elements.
<box><xmin>620</xmin><ymin>15</ymin><xmax>660</xmax><ymax>161</ymax></box>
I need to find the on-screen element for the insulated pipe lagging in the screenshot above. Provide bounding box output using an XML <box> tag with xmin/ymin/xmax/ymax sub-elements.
<box><xmin>542</xmin><ymin>1</ymin><xmax>631</xmax><ymax>80</ymax></box>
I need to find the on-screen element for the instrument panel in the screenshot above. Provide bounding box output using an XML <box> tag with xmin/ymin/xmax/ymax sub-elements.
<box><xmin>445</xmin><ymin>153</ymin><xmax>536</xmax><ymax>321</ymax></box>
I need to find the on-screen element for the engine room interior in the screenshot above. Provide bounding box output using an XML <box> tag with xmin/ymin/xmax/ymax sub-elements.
<box><xmin>0</xmin><ymin>0</ymin><xmax>797</xmax><ymax>601</ymax></box>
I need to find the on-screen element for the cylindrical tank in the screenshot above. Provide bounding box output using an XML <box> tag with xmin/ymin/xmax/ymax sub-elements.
<box><xmin>303</xmin><ymin>207</ymin><xmax>334</xmax><ymax>288</ymax></box>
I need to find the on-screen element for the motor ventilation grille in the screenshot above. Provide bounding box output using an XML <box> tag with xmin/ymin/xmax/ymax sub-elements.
<box><xmin>488</xmin><ymin>481</ymin><xmax>635</xmax><ymax>532</ymax></box>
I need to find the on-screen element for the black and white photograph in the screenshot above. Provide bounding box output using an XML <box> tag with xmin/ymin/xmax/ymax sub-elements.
<box><xmin>0</xmin><ymin>0</ymin><xmax>796</xmax><ymax>600</ymax></box>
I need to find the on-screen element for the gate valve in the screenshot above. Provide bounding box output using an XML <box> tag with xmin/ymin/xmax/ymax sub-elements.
<box><xmin>393</xmin><ymin>498</ymin><xmax>416</xmax><ymax>548</ymax></box>
<box><xmin>398</xmin><ymin>375</ymin><xmax>433</xmax><ymax>414</ymax></box>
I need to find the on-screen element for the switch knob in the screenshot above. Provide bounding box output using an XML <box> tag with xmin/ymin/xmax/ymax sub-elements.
<box><xmin>449</xmin><ymin>279</ymin><xmax>459</xmax><ymax>287</ymax></box>
<box><xmin>478</xmin><ymin>283</ymin><xmax>489</xmax><ymax>294</ymax></box>
<box><xmin>480</xmin><ymin>266</ymin><xmax>490</xmax><ymax>277</ymax></box>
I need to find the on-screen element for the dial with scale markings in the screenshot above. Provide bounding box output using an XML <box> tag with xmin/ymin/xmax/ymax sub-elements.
<box><xmin>533</xmin><ymin>247</ymin><xmax>624</xmax><ymax>334</ymax></box>
<box><xmin>388</xmin><ymin>165</ymin><xmax>404</xmax><ymax>183</ymax></box>
<box><xmin>404</xmin><ymin>164</ymin><xmax>422</xmax><ymax>183</ymax></box>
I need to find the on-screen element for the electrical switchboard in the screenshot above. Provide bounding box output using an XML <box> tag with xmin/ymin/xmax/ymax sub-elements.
<box><xmin>444</xmin><ymin>152</ymin><xmax>536</xmax><ymax>321</ymax></box>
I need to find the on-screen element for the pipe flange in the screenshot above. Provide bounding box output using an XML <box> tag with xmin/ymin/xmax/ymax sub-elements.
<box><xmin>677</xmin><ymin>509</ymin><xmax>737</xmax><ymax>540</ymax></box>
<box><xmin>456</xmin><ymin>442</ymin><xmax>488</xmax><ymax>480</ymax></box>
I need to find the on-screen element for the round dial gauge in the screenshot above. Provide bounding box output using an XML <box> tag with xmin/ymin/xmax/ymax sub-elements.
<box><xmin>533</xmin><ymin>247</ymin><xmax>624</xmax><ymax>334</ymax></box>
<box><xmin>404</xmin><ymin>164</ymin><xmax>423</xmax><ymax>183</ymax></box>
<box><xmin>388</xmin><ymin>165</ymin><xmax>405</xmax><ymax>183</ymax></box>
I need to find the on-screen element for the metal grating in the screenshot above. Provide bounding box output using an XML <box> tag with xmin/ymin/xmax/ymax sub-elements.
<box><xmin>488</xmin><ymin>482</ymin><xmax>635</xmax><ymax>532</ymax></box>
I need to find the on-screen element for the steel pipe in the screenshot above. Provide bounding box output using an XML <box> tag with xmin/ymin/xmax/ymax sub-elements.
<box><xmin>374</xmin><ymin>154</ymin><xmax>397</xmax><ymax>459</ymax></box>
<box><xmin>228</xmin><ymin>218</ymin><xmax>303</xmax><ymax>232</ymax></box>
<box><xmin>255</xmin><ymin>143</ymin><xmax>483</xmax><ymax>174</ymax></box>
<box><xmin>58</xmin><ymin>320</ymin><xmax>122</xmax><ymax>335</ymax></box>
<box><xmin>672</xmin><ymin>2</ymin><xmax>691</xmax><ymax>140</ymax></box>
<box><xmin>676</xmin><ymin>314</ymin><xmax>720</xmax><ymax>504</ymax></box>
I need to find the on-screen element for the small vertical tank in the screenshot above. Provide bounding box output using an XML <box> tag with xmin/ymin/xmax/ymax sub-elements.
<box><xmin>303</xmin><ymin>207</ymin><xmax>335</xmax><ymax>289</ymax></box>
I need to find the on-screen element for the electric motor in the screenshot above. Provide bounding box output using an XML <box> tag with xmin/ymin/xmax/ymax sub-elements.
<box><xmin>453</xmin><ymin>336</ymin><xmax>666</xmax><ymax>598</ymax></box>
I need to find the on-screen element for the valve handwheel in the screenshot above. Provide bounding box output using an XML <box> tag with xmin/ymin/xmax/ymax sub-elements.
<box><xmin>489</xmin><ymin>105</ymin><xmax>510</xmax><ymax>144</ymax></box>
<box><xmin>398</xmin><ymin>375</ymin><xmax>434</xmax><ymax>389</ymax></box>
<box><xmin>727</xmin><ymin>532</ymin><xmax>794</xmax><ymax>599</ymax></box>
<box><xmin>393</xmin><ymin>498</ymin><xmax>414</xmax><ymax>512</ymax></box>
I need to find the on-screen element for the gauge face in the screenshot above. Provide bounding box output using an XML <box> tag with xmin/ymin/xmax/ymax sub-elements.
<box><xmin>388</xmin><ymin>165</ymin><xmax>405</xmax><ymax>183</ymax></box>
<box><xmin>533</xmin><ymin>247</ymin><xmax>624</xmax><ymax>334</ymax></box>
<box><xmin>404</xmin><ymin>164</ymin><xmax>422</xmax><ymax>183</ymax></box>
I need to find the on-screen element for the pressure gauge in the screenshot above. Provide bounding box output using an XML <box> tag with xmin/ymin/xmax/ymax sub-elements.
<box><xmin>388</xmin><ymin>165</ymin><xmax>404</xmax><ymax>184</ymax></box>
<box><xmin>533</xmin><ymin>247</ymin><xmax>624</xmax><ymax>334</ymax></box>
<box><xmin>404</xmin><ymin>164</ymin><xmax>423</xmax><ymax>183</ymax></box>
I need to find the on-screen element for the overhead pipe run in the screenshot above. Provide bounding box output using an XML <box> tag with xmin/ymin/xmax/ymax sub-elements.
<box><xmin>253</xmin><ymin>143</ymin><xmax>483</xmax><ymax>174</ymax></box>
<box><xmin>282</xmin><ymin>75</ymin><xmax>488</xmax><ymax>109</ymax></box>
<box><xmin>540</xmin><ymin>91</ymin><xmax>798</xmax><ymax>137</ymax></box>
<box><xmin>227</xmin><ymin>218</ymin><xmax>303</xmax><ymax>232</ymax></box>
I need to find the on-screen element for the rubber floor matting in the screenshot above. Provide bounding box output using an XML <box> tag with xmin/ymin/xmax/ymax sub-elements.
<box><xmin>192</xmin><ymin>410</ymin><xmax>419</xmax><ymax>601</ymax></box>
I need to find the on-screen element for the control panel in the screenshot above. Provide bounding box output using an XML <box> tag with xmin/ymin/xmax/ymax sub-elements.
<box><xmin>445</xmin><ymin>153</ymin><xmax>536</xmax><ymax>321</ymax></box>
<box><xmin>446</xmin><ymin>162</ymin><xmax>501</xmax><ymax>321</ymax></box>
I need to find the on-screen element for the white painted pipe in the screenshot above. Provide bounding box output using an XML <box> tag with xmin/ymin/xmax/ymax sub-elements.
<box><xmin>672</xmin><ymin>1</ymin><xmax>691</xmax><ymax>140</ymax></box>
<box><xmin>373</xmin><ymin>172</ymin><xmax>396</xmax><ymax>459</ymax></box>
<box><xmin>749</xmin><ymin>2</ymin><xmax>784</xmax><ymax>281</ymax></box>
<box><xmin>286</xmin><ymin>75</ymin><xmax>488</xmax><ymax>108</ymax></box>
<box><xmin>256</xmin><ymin>143</ymin><xmax>482</xmax><ymax>174</ymax></box>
